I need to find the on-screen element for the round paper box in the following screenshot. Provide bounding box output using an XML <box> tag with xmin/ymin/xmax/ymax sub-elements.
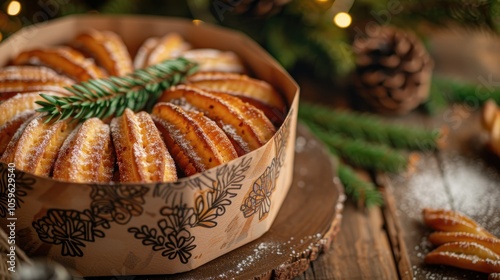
<box><xmin>0</xmin><ymin>15</ymin><xmax>299</xmax><ymax>277</ymax></box>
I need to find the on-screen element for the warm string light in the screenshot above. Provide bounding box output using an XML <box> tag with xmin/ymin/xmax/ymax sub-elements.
<box><xmin>334</xmin><ymin>12</ymin><xmax>352</xmax><ymax>28</ymax></box>
<box><xmin>7</xmin><ymin>1</ymin><xmax>21</xmax><ymax>16</ymax></box>
<box><xmin>192</xmin><ymin>19</ymin><xmax>203</xmax><ymax>26</ymax></box>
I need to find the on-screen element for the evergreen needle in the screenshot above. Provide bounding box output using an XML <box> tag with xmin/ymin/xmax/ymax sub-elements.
<box><xmin>299</xmin><ymin>103</ymin><xmax>441</xmax><ymax>151</ymax></box>
<box><xmin>305</xmin><ymin>121</ymin><xmax>408</xmax><ymax>173</ymax></box>
<box><xmin>432</xmin><ymin>76</ymin><xmax>500</xmax><ymax>105</ymax></box>
<box><xmin>337</xmin><ymin>163</ymin><xmax>384</xmax><ymax>208</ymax></box>
<box><xmin>35</xmin><ymin>58</ymin><xmax>198</xmax><ymax>122</ymax></box>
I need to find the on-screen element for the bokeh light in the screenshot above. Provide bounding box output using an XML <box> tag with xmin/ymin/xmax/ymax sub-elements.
<box><xmin>7</xmin><ymin>1</ymin><xmax>21</xmax><ymax>16</ymax></box>
<box><xmin>333</xmin><ymin>12</ymin><xmax>351</xmax><ymax>28</ymax></box>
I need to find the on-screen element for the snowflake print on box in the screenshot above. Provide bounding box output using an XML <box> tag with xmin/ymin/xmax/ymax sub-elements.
<box><xmin>129</xmin><ymin>157</ymin><xmax>251</xmax><ymax>264</ymax></box>
<box><xmin>240</xmin><ymin>112</ymin><xmax>292</xmax><ymax>220</ymax></box>
<box><xmin>0</xmin><ymin>164</ymin><xmax>35</xmax><ymax>218</ymax></box>
<box><xmin>32</xmin><ymin>184</ymin><xmax>148</xmax><ymax>257</ymax></box>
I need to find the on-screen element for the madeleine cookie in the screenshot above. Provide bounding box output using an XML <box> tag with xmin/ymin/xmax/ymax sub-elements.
<box><xmin>159</xmin><ymin>85</ymin><xmax>276</xmax><ymax>155</ymax></box>
<box><xmin>0</xmin><ymin>111</ymin><xmax>35</xmax><ymax>157</ymax></box>
<box><xmin>0</xmin><ymin>115</ymin><xmax>77</xmax><ymax>176</ymax></box>
<box><xmin>182</xmin><ymin>49</ymin><xmax>245</xmax><ymax>73</ymax></box>
<box><xmin>73</xmin><ymin>30</ymin><xmax>133</xmax><ymax>76</ymax></box>
<box><xmin>152</xmin><ymin>102</ymin><xmax>238</xmax><ymax>176</ymax></box>
<box><xmin>12</xmin><ymin>47</ymin><xmax>105</xmax><ymax>81</ymax></box>
<box><xmin>53</xmin><ymin>118</ymin><xmax>115</xmax><ymax>183</ymax></box>
<box><xmin>110</xmin><ymin>109</ymin><xmax>177</xmax><ymax>183</ymax></box>
<box><xmin>134</xmin><ymin>33</ymin><xmax>190</xmax><ymax>69</ymax></box>
<box><xmin>0</xmin><ymin>66</ymin><xmax>73</xmax><ymax>100</ymax></box>
<box><xmin>187</xmin><ymin>72</ymin><xmax>287</xmax><ymax>112</ymax></box>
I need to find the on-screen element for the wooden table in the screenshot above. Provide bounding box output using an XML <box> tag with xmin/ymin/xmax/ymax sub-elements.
<box><xmin>292</xmin><ymin>29</ymin><xmax>500</xmax><ymax>280</ymax></box>
<box><xmin>293</xmin><ymin>110</ymin><xmax>500</xmax><ymax>280</ymax></box>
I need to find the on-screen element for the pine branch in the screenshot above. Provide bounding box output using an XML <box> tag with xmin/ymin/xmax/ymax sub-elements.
<box><xmin>35</xmin><ymin>58</ymin><xmax>198</xmax><ymax>123</ymax></box>
<box><xmin>337</xmin><ymin>163</ymin><xmax>384</xmax><ymax>208</ymax></box>
<box><xmin>100</xmin><ymin>0</ymin><xmax>136</xmax><ymax>14</ymax></box>
<box><xmin>304</xmin><ymin>121</ymin><xmax>408</xmax><ymax>173</ymax></box>
<box><xmin>299</xmin><ymin>103</ymin><xmax>441</xmax><ymax>151</ymax></box>
<box><xmin>432</xmin><ymin>76</ymin><xmax>500</xmax><ymax>105</ymax></box>
<box><xmin>422</xmin><ymin>79</ymin><xmax>450</xmax><ymax>114</ymax></box>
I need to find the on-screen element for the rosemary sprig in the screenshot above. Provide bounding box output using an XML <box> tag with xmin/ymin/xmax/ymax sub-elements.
<box><xmin>35</xmin><ymin>58</ymin><xmax>198</xmax><ymax>122</ymax></box>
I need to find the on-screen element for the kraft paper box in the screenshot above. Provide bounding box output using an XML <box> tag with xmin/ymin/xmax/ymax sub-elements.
<box><xmin>0</xmin><ymin>15</ymin><xmax>299</xmax><ymax>276</ymax></box>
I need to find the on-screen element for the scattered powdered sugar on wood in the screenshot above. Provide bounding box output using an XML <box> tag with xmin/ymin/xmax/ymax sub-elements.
<box><xmin>214</xmin><ymin>234</ymin><xmax>324</xmax><ymax>279</ymax></box>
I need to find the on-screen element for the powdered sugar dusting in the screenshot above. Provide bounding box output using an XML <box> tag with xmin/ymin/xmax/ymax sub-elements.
<box><xmin>111</xmin><ymin>109</ymin><xmax>176</xmax><ymax>183</ymax></box>
<box><xmin>133</xmin><ymin>37</ymin><xmax>157</xmax><ymax>69</ymax></box>
<box><xmin>0</xmin><ymin>65</ymin><xmax>74</xmax><ymax>83</ymax></box>
<box><xmin>101</xmin><ymin>31</ymin><xmax>133</xmax><ymax>75</ymax></box>
<box><xmin>222</xmin><ymin>123</ymin><xmax>251</xmax><ymax>154</ymax></box>
<box><xmin>212</xmin><ymin>233</ymin><xmax>325</xmax><ymax>279</ymax></box>
<box><xmin>147</xmin><ymin>33</ymin><xmax>190</xmax><ymax>66</ymax></box>
<box><xmin>182</xmin><ymin>48</ymin><xmax>245</xmax><ymax>73</ymax></box>
<box><xmin>13</xmin><ymin>116</ymin><xmax>74</xmax><ymax>176</ymax></box>
<box><xmin>52</xmin><ymin>118</ymin><xmax>113</xmax><ymax>183</ymax></box>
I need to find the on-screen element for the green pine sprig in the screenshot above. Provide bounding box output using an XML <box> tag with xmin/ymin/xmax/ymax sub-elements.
<box><xmin>305</xmin><ymin>121</ymin><xmax>408</xmax><ymax>173</ymax></box>
<box><xmin>337</xmin><ymin>163</ymin><xmax>384</xmax><ymax>208</ymax></box>
<box><xmin>299</xmin><ymin>103</ymin><xmax>441</xmax><ymax>151</ymax></box>
<box><xmin>35</xmin><ymin>58</ymin><xmax>198</xmax><ymax>123</ymax></box>
<box><xmin>423</xmin><ymin>76</ymin><xmax>500</xmax><ymax>114</ymax></box>
<box><xmin>433</xmin><ymin>76</ymin><xmax>500</xmax><ymax>105</ymax></box>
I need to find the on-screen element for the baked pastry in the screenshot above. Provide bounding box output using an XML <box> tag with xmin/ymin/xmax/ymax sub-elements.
<box><xmin>52</xmin><ymin>118</ymin><xmax>115</xmax><ymax>183</ymax></box>
<box><xmin>0</xmin><ymin>30</ymin><xmax>285</xmax><ymax>183</ymax></box>
<box><xmin>0</xmin><ymin>111</ymin><xmax>35</xmax><ymax>157</ymax></box>
<box><xmin>12</xmin><ymin>47</ymin><xmax>105</xmax><ymax>81</ymax></box>
<box><xmin>482</xmin><ymin>100</ymin><xmax>500</xmax><ymax>156</ymax></box>
<box><xmin>159</xmin><ymin>85</ymin><xmax>276</xmax><ymax>156</ymax></box>
<box><xmin>0</xmin><ymin>115</ymin><xmax>77</xmax><ymax>176</ymax></box>
<box><xmin>0</xmin><ymin>66</ymin><xmax>73</xmax><ymax>100</ymax></box>
<box><xmin>134</xmin><ymin>33</ymin><xmax>190</xmax><ymax>69</ymax></box>
<box><xmin>111</xmin><ymin>109</ymin><xmax>178</xmax><ymax>183</ymax></box>
<box><xmin>133</xmin><ymin>33</ymin><xmax>245</xmax><ymax>73</ymax></box>
<box><xmin>0</xmin><ymin>91</ymin><xmax>65</xmax><ymax>155</ymax></box>
<box><xmin>186</xmin><ymin>72</ymin><xmax>287</xmax><ymax>112</ymax></box>
<box><xmin>72</xmin><ymin>30</ymin><xmax>133</xmax><ymax>76</ymax></box>
<box><xmin>152</xmin><ymin>102</ymin><xmax>238</xmax><ymax>176</ymax></box>
<box><xmin>182</xmin><ymin>49</ymin><xmax>245</xmax><ymax>73</ymax></box>
<box><xmin>423</xmin><ymin>208</ymin><xmax>500</xmax><ymax>274</ymax></box>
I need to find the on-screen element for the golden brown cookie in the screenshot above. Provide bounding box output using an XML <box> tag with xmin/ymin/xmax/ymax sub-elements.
<box><xmin>73</xmin><ymin>30</ymin><xmax>133</xmax><ymax>76</ymax></box>
<box><xmin>0</xmin><ymin>115</ymin><xmax>77</xmax><ymax>176</ymax></box>
<box><xmin>12</xmin><ymin>47</ymin><xmax>105</xmax><ymax>81</ymax></box>
<box><xmin>152</xmin><ymin>102</ymin><xmax>238</xmax><ymax>176</ymax></box>
<box><xmin>134</xmin><ymin>33</ymin><xmax>190</xmax><ymax>69</ymax></box>
<box><xmin>110</xmin><ymin>109</ymin><xmax>177</xmax><ymax>183</ymax></box>
<box><xmin>159</xmin><ymin>85</ymin><xmax>276</xmax><ymax>155</ymax></box>
<box><xmin>53</xmin><ymin>118</ymin><xmax>115</xmax><ymax>183</ymax></box>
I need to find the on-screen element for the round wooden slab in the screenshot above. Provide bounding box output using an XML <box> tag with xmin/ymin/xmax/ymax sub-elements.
<box><xmin>144</xmin><ymin>125</ymin><xmax>345</xmax><ymax>280</ymax></box>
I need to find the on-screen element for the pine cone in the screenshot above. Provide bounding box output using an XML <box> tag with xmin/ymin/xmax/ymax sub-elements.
<box><xmin>353</xmin><ymin>25</ymin><xmax>433</xmax><ymax>115</ymax></box>
<box><xmin>223</xmin><ymin>0</ymin><xmax>291</xmax><ymax>17</ymax></box>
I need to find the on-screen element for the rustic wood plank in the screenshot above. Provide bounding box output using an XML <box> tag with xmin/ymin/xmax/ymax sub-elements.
<box><xmin>377</xmin><ymin>177</ymin><xmax>413</xmax><ymax>280</ymax></box>
<box><xmin>296</xmin><ymin>202</ymin><xmax>398</xmax><ymax>280</ymax></box>
<box><xmin>386</xmin><ymin>153</ymin><xmax>456</xmax><ymax>279</ymax></box>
